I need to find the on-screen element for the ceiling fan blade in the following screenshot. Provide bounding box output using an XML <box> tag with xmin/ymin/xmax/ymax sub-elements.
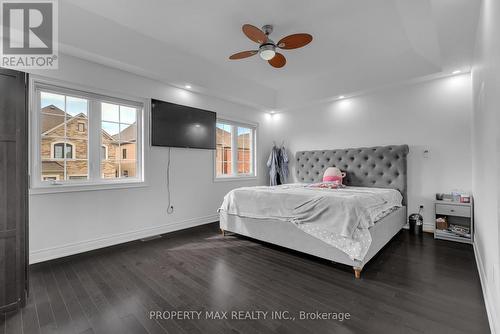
<box><xmin>242</xmin><ymin>24</ymin><xmax>268</xmax><ymax>44</ymax></box>
<box><xmin>277</xmin><ymin>33</ymin><xmax>313</xmax><ymax>49</ymax></box>
<box><xmin>268</xmin><ymin>53</ymin><xmax>286</xmax><ymax>68</ymax></box>
<box><xmin>229</xmin><ymin>50</ymin><xmax>258</xmax><ymax>60</ymax></box>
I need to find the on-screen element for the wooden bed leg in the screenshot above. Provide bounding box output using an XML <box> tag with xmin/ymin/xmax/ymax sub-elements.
<box><xmin>220</xmin><ymin>228</ymin><xmax>225</xmax><ymax>236</ymax></box>
<box><xmin>353</xmin><ymin>267</ymin><xmax>362</xmax><ymax>279</ymax></box>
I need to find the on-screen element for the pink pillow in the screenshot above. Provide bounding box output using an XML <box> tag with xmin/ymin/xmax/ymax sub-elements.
<box><xmin>322</xmin><ymin>167</ymin><xmax>346</xmax><ymax>184</ymax></box>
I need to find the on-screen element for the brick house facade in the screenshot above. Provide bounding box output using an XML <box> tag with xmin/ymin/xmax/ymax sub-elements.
<box><xmin>41</xmin><ymin>105</ymin><xmax>136</xmax><ymax>180</ymax></box>
<box><xmin>215</xmin><ymin>127</ymin><xmax>251</xmax><ymax>176</ymax></box>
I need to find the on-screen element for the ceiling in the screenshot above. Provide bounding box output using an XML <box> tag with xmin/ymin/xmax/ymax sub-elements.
<box><xmin>60</xmin><ymin>0</ymin><xmax>481</xmax><ymax>109</ymax></box>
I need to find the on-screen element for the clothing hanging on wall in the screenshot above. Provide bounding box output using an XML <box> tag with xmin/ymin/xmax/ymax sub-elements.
<box><xmin>267</xmin><ymin>143</ymin><xmax>289</xmax><ymax>186</ymax></box>
<box><xmin>278</xmin><ymin>145</ymin><xmax>289</xmax><ymax>184</ymax></box>
<box><xmin>267</xmin><ymin>145</ymin><xmax>279</xmax><ymax>186</ymax></box>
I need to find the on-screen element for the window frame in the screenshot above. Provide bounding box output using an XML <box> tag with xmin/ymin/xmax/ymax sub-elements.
<box><xmin>214</xmin><ymin>118</ymin><xmax>257</xmax><ymax>182</ymax></box>
<box><xmin>30</xmin><ymin>76</ymin><xmax>149</xmax><ymax>194</ymax></box>
<box><xmin>101</xmin><ymin>145</ymin><xmax>108</xmax><ymax>161</ymax></box>
<box><xmin>42</xmin><ymin>175</ymin><xmax>60</xmax><ymax>181</ymax></box>
<box><xmin>51</xmin><ymin>141</ymin><xmax>75</xmax><ymax>160</ymax></box>
<box><xmin>77</xmin><ymin>121</ymin><xmax>85</xmax><ymax>132</ymax></box>
<box><xmin>68</xmin><ymin>175</ymin><xmax>88</xmax><ymax>180</ymax></box>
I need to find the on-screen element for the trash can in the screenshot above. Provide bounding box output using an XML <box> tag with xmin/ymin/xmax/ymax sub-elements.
<box><xmin>409</xmin><ymin>206</ymin><xmax>423</xmax><ymax>235</ymax></box>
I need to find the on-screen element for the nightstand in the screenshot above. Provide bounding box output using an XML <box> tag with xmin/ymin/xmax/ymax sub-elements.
<box><xmin>434</xmin><ymin>200</ymin><xmax>473</xmax><ymax>244</ymax></box>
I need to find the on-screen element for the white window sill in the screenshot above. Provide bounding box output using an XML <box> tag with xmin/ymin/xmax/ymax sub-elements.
<box><xmin>213</xmin><ymin>175</ymin><xmax>258</xmax><ymax>183</ymax></box>
<box><xmin>30</xmin><ymin>180</ymin><xmax>148</xmax><ymax>195</ymax></box>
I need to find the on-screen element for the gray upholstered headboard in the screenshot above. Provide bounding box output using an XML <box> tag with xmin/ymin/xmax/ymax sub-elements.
<box><xmin>295</xmin><ymin>145</ymin><xmax>409</xmax><ymax>205</ymax></box>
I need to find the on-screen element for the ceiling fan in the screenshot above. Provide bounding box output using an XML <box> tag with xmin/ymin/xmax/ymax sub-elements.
<box><xmin>229</xmin><ymin>24</ymin><xmax>313</xmax><ymax>68</ymax></box>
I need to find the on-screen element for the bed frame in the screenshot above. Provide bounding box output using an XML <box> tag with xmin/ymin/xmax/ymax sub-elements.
<box><xmin>220</xmin><ymin>145</ymin><xmax>409</xmax><ymax>278</ymax></box>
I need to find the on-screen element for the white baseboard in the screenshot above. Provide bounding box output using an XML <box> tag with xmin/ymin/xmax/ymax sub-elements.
<box><xmin>423</xmin><ymin>222</ymin><xmax>434</xmax><ymax>233</ymax></box>
<box><xmin>402</xmin><ymin>222</ymin><xmax>434</xmax><ymax>233</ymax></box>
<box><xmin>474</xmin><ymin>238</ymin><xmax>499</xmax><ymax>334</ymax></box>
<box><xmin>29</xmin><ymin>214</ymin><xmax>219</xmax><ymax>264</ymax></box>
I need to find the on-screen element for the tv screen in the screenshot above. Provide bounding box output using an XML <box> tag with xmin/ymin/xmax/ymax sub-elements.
<box><xmin>151</xmin><ymin>99</ymin><xmax>216</xmax><ymax>149</ymax></box>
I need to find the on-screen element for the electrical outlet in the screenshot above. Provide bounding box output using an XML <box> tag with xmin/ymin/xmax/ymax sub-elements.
<box><xmin>423</xmin><ymin>149</ymin><xmax>430</xmax><ymax>159</ymax></box>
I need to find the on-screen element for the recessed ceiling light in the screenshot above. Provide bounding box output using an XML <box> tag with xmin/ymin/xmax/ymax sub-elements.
<box><xmin>452</xmin><ymin>70</ymin><xmax>461</xmax><ymax>75</ymax></box>
<box><xmin>338</xmin><ymin>95</ymin><xmax>345</xmax><ymax>99</ymax></box>
<box><xmin>185</xmin><ymin>84</ymin><xmax>192</xmax><ymax>89</ymax></box>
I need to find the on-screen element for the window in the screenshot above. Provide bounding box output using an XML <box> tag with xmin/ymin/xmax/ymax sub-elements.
<box><xmin>68</xmin><ymin>175</ymin><xmax>87</xmax><ymax>180</ymax></box>
<box><xmin>39</xmin><ymin>92</ymin><xmax>89</xmax><ymax>181</ymax></box>
<box><xmin>53</xmin><ymin>142</ymin><xmax>74</xmax><ymax>159</ymax></box>
<box><xmin>101</xmin><ymin>145</ymin><xmax>108</xmax><ymax>160</ymax></box>
<box><xmin>101</xmin><ymin>103</ymin><xmax>138</xmax><ymax>179</ymax></box>
<box><xmin>215</xmin><ymin>120</ymin><xmax>256</xmax><ymax>179</ymax></box>
<box><xmin>216</xmin><ymin>122</ymin><xmax>232</xmax><ymax>175</ymax></box>
<box><xmin>31</xmin><ymin>79</ymin><xmax>145</xmax><ymax>190</ymax></box>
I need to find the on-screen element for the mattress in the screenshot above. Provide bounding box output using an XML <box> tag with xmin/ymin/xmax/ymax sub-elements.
<box><xmin>219</xmin><ymin>184</ymin><xmax>403</xmax><ymax>261</ymax></box>
<box><xmin>220</xmin><ymin>207</ymin><xmax>406</xmax><ymax>267</ymax></box>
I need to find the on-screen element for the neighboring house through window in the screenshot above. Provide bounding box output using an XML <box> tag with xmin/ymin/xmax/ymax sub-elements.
<box><xmin>31</xmin><ymin>79</ymin><xmax>145</xmax><ymax>189</ymax></box>
<box><xmin>215</xmin><ymin>119</ymin><xmax>256</xmax><ymax>179</ymax></box>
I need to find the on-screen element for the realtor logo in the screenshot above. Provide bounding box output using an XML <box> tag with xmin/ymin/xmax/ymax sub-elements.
<box><xmin>1</xmin><ymin>0</ymin><xmax>58</xmax><ymax>69</ymax></box>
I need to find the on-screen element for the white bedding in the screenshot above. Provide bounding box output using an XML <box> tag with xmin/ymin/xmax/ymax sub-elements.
<box><xmin>219</xmin><ymin>184</ymin><xmax>402</xmax><ymax>261</ymax></box>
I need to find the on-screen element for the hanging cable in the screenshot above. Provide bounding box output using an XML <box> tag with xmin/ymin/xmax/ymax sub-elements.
<box><xmin>166</xmin><ymin>147</ymin><xmax>174</xmax><ymax>214</ymax></box>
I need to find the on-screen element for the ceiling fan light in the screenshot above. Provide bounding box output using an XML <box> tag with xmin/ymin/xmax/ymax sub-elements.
<box><xmin>259</xmin><ymin>44</ymin><xmax>276</xmax><ymax>60</ymax></box>
<box><xmin>260</xmin><ymin>50</ymin><xmax>275</xmax><ymax>60</ymax></box>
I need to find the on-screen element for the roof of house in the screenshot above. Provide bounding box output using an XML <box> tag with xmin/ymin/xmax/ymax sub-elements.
<box><xmin>41</xmin><ymin>161</ymin><xmax>64</xmax><ymax>172</ymax></box>
<box><xmin>113</xmin><ymin>123</ymin><xmax>136</xmax><ymax>142</ymax></box>
<box><xmin>42</xmin><ymin>105</ymin><xmax>134</xmax><ymax>141</ymax></box>
<box><xmin>41</xmin><ymin>105</ymin><xmax>67</xmax><ymax>133</ymax></box>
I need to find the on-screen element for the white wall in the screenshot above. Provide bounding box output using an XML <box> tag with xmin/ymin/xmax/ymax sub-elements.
<box><xmin>472</xmin><ymin>0</ymin><xmax>500</xmax><ymax>331</ymax></box>
<box><xmin>28</xmin><ymin>54</ymin><xmax>275</xmax><ymax>263</ymax></box>
<box><xmin>268</xmin><ymin>74</ymin><xmax>473</xmax><ymax>229</ymax></box>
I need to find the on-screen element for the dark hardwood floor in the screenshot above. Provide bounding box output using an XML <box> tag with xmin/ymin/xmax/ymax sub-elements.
<box><xmin>0</xmin><ymin>223</ymin><xmax>490</xmax><ymax>333</ymax></box>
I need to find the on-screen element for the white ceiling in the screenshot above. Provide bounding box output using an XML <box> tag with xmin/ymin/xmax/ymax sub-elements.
<box><xmin>60</xmin><ymin>0</ymin><xmax>481</xmax><ymax>109</ymax></box>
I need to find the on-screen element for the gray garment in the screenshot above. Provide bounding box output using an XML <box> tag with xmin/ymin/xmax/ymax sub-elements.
<box><xmin>278</xmin><ymin>146</ymin><xmax>289</xmax><ymax>183</ymax></box>
<box><xmin>267</xmin><ymin>145</ymin><xmax>290</xmax><ymax>185</ymax></box>
<box><xmin>266</xmin><ymin>146</ymin><xmax>279</xmax><ymax>186</ymax></box>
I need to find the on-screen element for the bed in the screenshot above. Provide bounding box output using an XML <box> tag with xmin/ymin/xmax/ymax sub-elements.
<box><xmin>219</xmin><ymin>145</ymin><xmax>409</xmax><ymax>278</ymax></box>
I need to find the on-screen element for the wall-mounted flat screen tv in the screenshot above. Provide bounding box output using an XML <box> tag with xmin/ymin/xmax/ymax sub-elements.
<box><xmin>151</xmin><ymin>99</ymin><xmax>216</xmax><ymax>149</ymax></box>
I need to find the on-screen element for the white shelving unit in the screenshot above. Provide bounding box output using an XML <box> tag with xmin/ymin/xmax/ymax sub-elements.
<box><xmin>434</xmin><ymin>199</ymin><xmax>473</xmax><ymax>244</ymax></box>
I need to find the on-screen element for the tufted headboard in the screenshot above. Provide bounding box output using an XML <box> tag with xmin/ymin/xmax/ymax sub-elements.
<box><xmin>295</xmin><ymin>145</ymin><xmax>409</xmax><ymax>205</ymax></box>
